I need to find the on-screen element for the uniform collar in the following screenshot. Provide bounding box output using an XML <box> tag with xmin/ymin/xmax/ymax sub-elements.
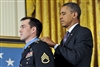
<box><xmin>24</xmin><ymin>37</ymin><xmax>39</xmax><ymax>49</ymax></box>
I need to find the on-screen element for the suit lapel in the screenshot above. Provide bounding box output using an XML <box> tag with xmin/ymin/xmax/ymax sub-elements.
<box><xmin>63</xmin><ymin>24</ymin><xmax>80</xmax><ymax>46</ymax></box>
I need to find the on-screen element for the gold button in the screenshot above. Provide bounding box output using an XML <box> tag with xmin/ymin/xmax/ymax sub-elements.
<box><xmin>20</xmin><ymin>64</ymin><xmax>22</xmax><ymax>66</ymax></box>
<box><xmin>54</xmin><ymin>57</ymin><xmax>55</xmax><ymax>59</ymax></box>
<box><xmin>26</xmin><ymin>62</ymin><xmax>28</xmax><ymax>64</ymax></box>
<box><xmin>28</xmin><ymin>46</ymin><xmax>30</xmax><ymax>48</ymax></box>
<box><xmin>30</xmin><ymin>48</ymin><xmax>32</xmax><ymax>51</ymax></box>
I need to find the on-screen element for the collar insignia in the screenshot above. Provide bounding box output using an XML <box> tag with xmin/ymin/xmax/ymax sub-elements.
<box><xmin>35</xmin><ymin>39</ymin><xmax>41</xmax><ymax>43</ymax></box>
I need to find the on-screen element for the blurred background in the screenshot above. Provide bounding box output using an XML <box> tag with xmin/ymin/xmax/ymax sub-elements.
<box><xmin>0</xmin><ymin>0</ymin><xmax>100</xmax><ymax>67</ymax></box>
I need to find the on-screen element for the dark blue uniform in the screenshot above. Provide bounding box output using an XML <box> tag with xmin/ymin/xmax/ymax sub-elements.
<box><xmin>19</xmin><ymin>40</ymin><xmax>55</xmax><ymax>67</ymax></box>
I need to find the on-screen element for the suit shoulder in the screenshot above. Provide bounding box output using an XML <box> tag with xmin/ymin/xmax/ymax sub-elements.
<box><xmin>79</xmin><ymin>26</ymin><xmax>92</xmax><ymax>33</ymax></box>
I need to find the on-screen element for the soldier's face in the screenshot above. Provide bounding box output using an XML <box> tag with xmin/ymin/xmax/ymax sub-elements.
<box><xmin>19</xmin><ymin>19</ymin><xmax>33</xmax><ymax>42</ymax></box>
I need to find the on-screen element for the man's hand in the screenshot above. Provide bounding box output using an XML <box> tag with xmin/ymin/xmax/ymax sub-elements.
<box><xmin>41</xmin><ymin>37</ymin><xmax>56</xmax><ymax>47</ymax></box>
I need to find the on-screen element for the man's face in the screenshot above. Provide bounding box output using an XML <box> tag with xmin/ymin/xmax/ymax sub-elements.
<box><xmin>19</xmin><ymin>19</ymin><xmax>33</xmax><ymax>42</ymax></box>
<box><xmin>60</xmin><ymin>6</ymin><xmax>74</xmax><ymax>28</ymax></box>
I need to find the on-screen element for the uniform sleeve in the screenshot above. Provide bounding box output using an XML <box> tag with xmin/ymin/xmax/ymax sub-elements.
<box><xmin>33</xmin><ymin>41</ymin><xmax>55</xmax><ymax>67</ymax></box>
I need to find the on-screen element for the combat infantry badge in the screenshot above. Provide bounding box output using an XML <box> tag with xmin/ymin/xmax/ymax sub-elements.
<box><xmin>41</xmin><ymin>52</ymin><xmax>50</xmax><ymax>64</ymax></box>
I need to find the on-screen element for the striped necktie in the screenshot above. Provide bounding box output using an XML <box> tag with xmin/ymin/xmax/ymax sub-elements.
<box><xmin>63</xmin><ymin>31</ymin><xmax>69</xmax><ymax>44</ymax></box>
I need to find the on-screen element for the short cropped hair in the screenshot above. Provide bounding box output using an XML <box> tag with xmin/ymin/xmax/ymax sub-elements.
<box><xmin>21</xmin><ymin>17</ymin><xmax>42</xmax><ymax>37</ymax></box>
<box><xmin>63</xmin><ymin>2</ymin><xmax>81</xmax><ymax>19</ymax></box>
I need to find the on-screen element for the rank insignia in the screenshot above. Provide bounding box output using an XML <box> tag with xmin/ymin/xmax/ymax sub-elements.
<box><xmin>41</xmin><ymin>53</ymin><xmax>50</xmax><ymax>64</ymax></box>
<box><xmin>26</xmin><ymin>51</ymin><xmax>33</xmax><ymax>58</ymax></box>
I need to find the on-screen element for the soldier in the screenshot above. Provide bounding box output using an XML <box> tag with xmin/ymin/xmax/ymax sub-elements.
<box><xmin>19</xmin><ymin>17</ymin><xmax>55</xmax><ymax>67</ymax></box>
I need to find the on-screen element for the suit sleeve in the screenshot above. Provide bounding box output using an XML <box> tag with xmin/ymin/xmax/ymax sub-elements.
<box><xmin>55</xmin><ymin>28</ymin><xmax>93</xmax><ymax>65</ymax></box>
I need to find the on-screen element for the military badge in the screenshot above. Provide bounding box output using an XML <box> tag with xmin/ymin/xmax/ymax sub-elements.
<box><xmin>35</xmin><ymin>39</ymin><xmax>40</xmax><ymax>43</ymax></box>
<box><xmin>26</xmin><ymin>51</ymin><xmax>33</xmax><ymax>58</ymax></box>
<box><xmin>41</xmin><ymin>52</ymin><xmax>50</xmax><ymax>64</ymax></box>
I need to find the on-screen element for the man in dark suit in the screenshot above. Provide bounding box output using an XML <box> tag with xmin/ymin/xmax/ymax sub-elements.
<box><xmin>41</xmin><ymin>2</ymin><xmax>93</xmax><ymax>67</ymax></box>
<box><xmin>19</xmin><ymin>17</ymin><xmax>55</xmax><ymax>67</ymax></box>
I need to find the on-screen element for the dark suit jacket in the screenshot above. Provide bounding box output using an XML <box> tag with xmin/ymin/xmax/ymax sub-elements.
<box><xmin>19</xmin><ymin>40</ymin><xmax>55</xmax><ymax>67</ymax></box>
<box><xmin>54</xmin><ymin>24</ymin><xmax>93</xmax><ymax>67</ymax></box>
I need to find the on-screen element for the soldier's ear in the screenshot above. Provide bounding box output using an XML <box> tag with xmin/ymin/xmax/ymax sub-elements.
<box><xmin>31</xmin><ymin>26</ymin><xmax>36</xmax><ymax>33</ymax></box>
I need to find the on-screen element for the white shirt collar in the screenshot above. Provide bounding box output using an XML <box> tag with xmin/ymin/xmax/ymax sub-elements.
<box><xmin>68</xmin><ymin>23</ymin><xmax>78</xmax><ymax>33</ymax></box>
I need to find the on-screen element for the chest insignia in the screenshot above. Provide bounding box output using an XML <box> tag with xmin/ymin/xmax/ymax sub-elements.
<box><xmin>25</xmin><ymin>51</ymin><xmax>33</xmax><ymax>58</ymax></box>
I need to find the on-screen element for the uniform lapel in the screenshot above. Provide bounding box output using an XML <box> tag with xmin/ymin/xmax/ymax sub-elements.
<box><xmin>20</xmin><ymin>47</ymin><xmax>30</xmax><ymax>62</ymax></box>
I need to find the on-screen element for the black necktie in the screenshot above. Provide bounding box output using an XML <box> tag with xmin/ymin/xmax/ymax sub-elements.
<box><xmin>63</xmin><ymin>31</ymin><xmax>69</xmax><ymax>44</ymax></box>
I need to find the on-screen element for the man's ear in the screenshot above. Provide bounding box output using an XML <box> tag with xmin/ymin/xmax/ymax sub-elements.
<box><xmin>73</xmin><ymin>12</ymin><xmax>78</xmax><ymax>18</ymax></box>
<box><xmin>31</xmin><ymin>27</ymin><xmax>36</xmax><ymax>33</ymax></box>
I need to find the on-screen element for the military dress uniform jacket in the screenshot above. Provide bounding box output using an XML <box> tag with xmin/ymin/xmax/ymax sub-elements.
<box><xmin>54</xmin><ymin>24</ymin><xmax>93</xmax><ymax>67</ymax></box>
<box><xmin>19</xmin><ymin>40</ymin><xmax>55</xmax><ymax>67</ymax></box>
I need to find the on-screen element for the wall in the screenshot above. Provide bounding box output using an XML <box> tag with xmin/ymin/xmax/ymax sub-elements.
<box><xmin>0</xmin><ymin>0</ymin><xmax>25</xmax><ymax>37</ymax></box>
